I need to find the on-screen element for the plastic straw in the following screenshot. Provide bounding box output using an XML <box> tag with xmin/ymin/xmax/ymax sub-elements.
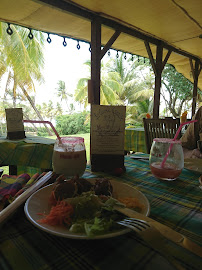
<box><xmin>23</xmin><ymin>120</ymin><xmax>62</xmax><ymax>143</ymax></box>
<box><xmin>161</xmin><ymin>119</ymin><xmax>198</xmax><ymax>168</ymax></box>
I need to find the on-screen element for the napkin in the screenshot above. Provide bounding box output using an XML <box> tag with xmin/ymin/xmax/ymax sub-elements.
<box><xmin>0</xmin><ymin>173</ymin><xmax>39</xmax><ymax>209</ymax></box>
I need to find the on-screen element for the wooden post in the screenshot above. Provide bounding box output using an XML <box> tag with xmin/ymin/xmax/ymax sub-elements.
<box><xmin>145</xmin><ymin>41</ymin><xmax>171</xmax><ymax>119</ymax></box>
<box><xmin>91</xmin><ymin>18</ymin><xmax>101</xmax><ymax>104</ymax></box>
<box><xmin>190</xmin><ymin>59</ymin><xmax>201</xmax><ymax>117</ymax></box>
<box><xmin>153</xmin><ymin>42</ymin><xmax>163</xmax><ymax>119</ymax></box>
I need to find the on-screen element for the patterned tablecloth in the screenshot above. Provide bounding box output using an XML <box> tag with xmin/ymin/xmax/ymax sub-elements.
<box><xmin>0</xmin><ymin>135</ymin><xmax>55</xmax><ymax>174</ymax></box>
<box><xmin>124</xmin><ymin>127</ymin><xmax>147</xmax><ymax>153</ymax></box>
<box><xmin>0</xmin><ymin>156</ymin><xmax>201</xmax><ymax>270</ymax></box>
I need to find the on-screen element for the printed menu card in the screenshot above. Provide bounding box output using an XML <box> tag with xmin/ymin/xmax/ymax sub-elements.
<box><xmin>5</xmin><ymin>108</ymin><xmax>26</xmax><ymax>139</ymax></box>
<box><xmin>91</xmin><ymin>105</ymin><xmax>126</xmax><ymax>171</ymax></box>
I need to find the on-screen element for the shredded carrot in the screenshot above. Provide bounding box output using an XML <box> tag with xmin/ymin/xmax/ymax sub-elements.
<box><xmin>117</xmin><ymin>197</ymin><xmax>144</xmax><ymax>211</ymax></box>
<box><xmin>38</xmin><ymin>201</ymin><xmax>74</xmax><ymax>226</ymax></box>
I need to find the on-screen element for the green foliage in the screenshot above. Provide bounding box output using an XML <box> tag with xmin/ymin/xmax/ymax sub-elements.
<box><xmin>161</xmin><ymin>64</ymin><xmax>197</xmax><ymax>117</ymax></box>
<box><xmin>55</xmin><ymin>112</ymin><xmax>90</xmax><ymax>135</ymax></box>
<box><xmin>36</xmin><ymin>127</ymin><xmax>50</xmax><ymax>137</ymax></box>
<box><xmin>0</xmin><ymin>122</ymin><xmax>6</xmax><ymax>135</ymax></box>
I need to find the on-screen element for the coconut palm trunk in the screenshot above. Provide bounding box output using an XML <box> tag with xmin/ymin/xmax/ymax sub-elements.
<box><xmin>20</xmin><ymin>84</ymin><xmax>52</xmax><ymax>136</ymax></box>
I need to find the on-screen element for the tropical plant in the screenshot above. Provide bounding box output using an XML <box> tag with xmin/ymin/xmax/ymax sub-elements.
<box><xmin>74</xmin><ymin>54</ymin><xmax>154</xmax><ymax>126</ymax></box>
<box><xmin>56</xmin><ymin>80</ymin><xmax>73</xmax><ymax>112</ymax></box>
<box><xmin>0</xmin><ymin>22</ymin><xmax>52</xmax><ymax>135</ymax></box>
<box><xmin>55</xmin><ymin>111</ymin><xmax>90</xmax><ymax>135</ymax></box>
<box><xmin>107</xmin><ymin>54</ymin><xmax>152</xmax><ymax>105</ymax></box>
<box><xmin>160</xmin><ymin>64</ymin><xmax>197</xmax><ymax>117</ymax></box>
<box><xmin>74</xmin><ymin>60</ymin><xmax>120</xmax><ymax>108</ymax></box>
<box><xmin>107</xmin><ymin>54</ymin><xmax>154</xmax><ymax>125</ymax></box>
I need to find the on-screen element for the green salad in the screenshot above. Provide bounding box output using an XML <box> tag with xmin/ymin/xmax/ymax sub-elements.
<box><xmin>66</xmin><ymin>192</ymin><xmax>125</xmax><ymax>236</ymax></box>
<box><xmin>38</xmin><ymin>191</ymin><xmax>125</xmax><ymax>237</ymax></box>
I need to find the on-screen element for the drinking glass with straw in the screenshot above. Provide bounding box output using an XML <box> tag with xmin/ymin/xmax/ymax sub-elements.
<box><xmin>161</xmin><ymin>120</ymin><xmax>197</xmax><ymax>167</ymax></box>
<box><xmin>149</xmin><ymin>120</ymin><xmax>197</xmax><ymax>181</ymax></box>
<box><xmin>23</xmin><ymin>120</ymin><xmax>87</xmax><ymax>177</ymax></box>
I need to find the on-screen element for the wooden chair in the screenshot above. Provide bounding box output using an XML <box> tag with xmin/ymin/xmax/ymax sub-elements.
<box><xmin>143</xmin><ymin>118</ymin><xmax>181</xmax><ymax>154</ymax></box>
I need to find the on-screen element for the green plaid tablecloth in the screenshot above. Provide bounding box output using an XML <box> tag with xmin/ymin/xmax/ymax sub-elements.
<box><xmin>0</xmin><ymin>156</ymin><xmax>201</xmax><ymax>270</ymax></box>
<box><xmin>124</xmin><ymin>127</ymin><xmax>147</xmax><ymax>153</ymax></box>
<box><xmin>0</xmin><ymin>135</ymin><xmax>54</xmax><ymax>175</ymax></box>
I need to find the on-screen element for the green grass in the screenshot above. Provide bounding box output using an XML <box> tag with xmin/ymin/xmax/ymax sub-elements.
<box><xmin>45</xmin><ymin>133</ymin><xmax>91</xmax><ymax>163</ymax></box>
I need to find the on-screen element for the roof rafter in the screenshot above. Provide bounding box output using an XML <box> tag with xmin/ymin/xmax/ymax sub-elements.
<box><xmin>37</xmin><ymin>0</ymin><xmax>201</xmax><ymax>63</ymax></box>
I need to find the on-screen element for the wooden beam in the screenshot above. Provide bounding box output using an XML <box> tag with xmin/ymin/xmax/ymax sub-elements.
<box><xmin>144</xmin><ymin>41</ymin><xmax>157</xmax><ymax>76</ymax></box>
<box><xmin>153</xmin><ymin>42</ymin><xmax>163</xmax><ymax>119</ymax></box>
<box><xmin>199</xmin><ymin>62</ymin><xmax>202</xmax><ymax>74</ymax></box>
<box><xmin>189</xmin><ymin>59</ymin><xmax>195</xmax><ymax>81</ymax></box>
<box><xmin>100</xmin><ymin>30</ymin><xmax>121</xmax><ymax>60</ymax></box>
<box><xmin>38</xmin><ymin>0</ymin><xmax>201</xmax><ymax>117</ymax></box>
<box><xmin>191</xmin><ymin>59</ymin><xmax>200</xmax><ymax>116</ymax></box>
<box><xmin>162</xmin><ymin>50</ymin><xmax>172</xmax><ymax>70</ymax></box>
<box><xmin>91</xmin><ymin>18</ymin><xmax>101</xmax><ymax>104</ymax></box>
<box><xmin>145</xmin><ymin>41</ymin><xmax>169</xmax><ymax>119</ymax></box>
<box><xmin>38</xmin><ymin>0</ymin><xmax>200</xmax><ymax>62</ymax></box>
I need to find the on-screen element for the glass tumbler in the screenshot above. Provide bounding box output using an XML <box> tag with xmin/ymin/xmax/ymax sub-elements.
<box><xmin>149</xmin><ymin>138</ymin><xmax>184</xmax><ymax>181</ymax></box>
<box><xmin>52</xmin><ymin>137</ymin><xmax>86</xmax><ymax>177</ymax></box>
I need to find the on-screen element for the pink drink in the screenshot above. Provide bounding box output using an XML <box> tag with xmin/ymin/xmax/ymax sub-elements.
<box><xmin>150</xmin><ymin>162</ymin><xmax>182</xmax><ymax>180</ymax></box>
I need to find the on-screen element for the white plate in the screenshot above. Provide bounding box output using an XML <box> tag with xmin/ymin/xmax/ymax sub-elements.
<box><xmin>24</xmin><ymin>179</ymin><xmax>150</xmax><ymax>240</ymax></box>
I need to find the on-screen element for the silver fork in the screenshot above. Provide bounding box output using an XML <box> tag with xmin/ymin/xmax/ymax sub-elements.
<box><xmin>117</xmin><ymin>218</ymin><xmax>184</xmax><ymax>270</ymax></box>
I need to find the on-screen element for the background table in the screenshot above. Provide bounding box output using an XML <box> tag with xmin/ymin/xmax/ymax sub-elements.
<box><xmin>0</xmin><ymin>156</ymin><xmax>201</xmax><ymax>270</ymax></box>
<box><xmin>0</xmin><ymin>135</ymin><xmax>54</xmax><ymax>175</ymax></box>
<box><xmin>124</xmin><ymin>127</ymin><xmax>147</xmax><ymax>153</ymax></box>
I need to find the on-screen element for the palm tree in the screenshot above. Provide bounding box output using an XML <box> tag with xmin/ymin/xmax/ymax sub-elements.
<box><xmin>74</xmin><ymin>60</ymin><xmax>121</xmax><ymax>108</ymax></box>
<box><xmin>55</xmin><ymin>102</ymin><xmax>63</xmax><ymax>116</ymax></box>
<box><xmin>108</xmin><ymin>54</ymin><xmax>154</xmax><ymax>105</ymax></box>
<box><xmin>0</xmin><ymin>22</ymin><xmax>52</xmax><ymax>135</ymax></box>
<box><xmin>56</xmin><ymin>80</ymin><xmax>73</xmax><ymax>111</ymax></box>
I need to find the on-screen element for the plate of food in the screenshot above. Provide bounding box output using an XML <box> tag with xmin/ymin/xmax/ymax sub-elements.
<box><xmin>24</xmin><ymin>176</ymin><xmax>150</xmax><ymax>239</ymax></box>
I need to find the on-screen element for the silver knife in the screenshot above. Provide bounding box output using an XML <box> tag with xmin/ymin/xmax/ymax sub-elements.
<box><xmin>114</xmin><ymin>205</ymin><xmax>202</xmax><ymax>258</ymax></box>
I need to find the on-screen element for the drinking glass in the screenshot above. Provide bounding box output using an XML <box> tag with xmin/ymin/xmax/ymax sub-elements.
<box><xmin>149</xmin><ymin>138</ymin><xmax>184</xmax><ymax>181</ymax></box>
<box><xmin>52</xmin><ymin>137</ymin><xmax>86</xmax><ymax>177</ymax></box>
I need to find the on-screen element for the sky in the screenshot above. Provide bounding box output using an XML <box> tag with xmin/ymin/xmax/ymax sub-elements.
<box><xmin>34</xmin><ymin>35</ymin><xmax>91</xmax><ymax>109</ymax></box>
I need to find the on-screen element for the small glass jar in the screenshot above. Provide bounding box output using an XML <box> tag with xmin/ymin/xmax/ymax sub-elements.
<box><xmin>149</xmin><ymin>138</ymin><xmax>184</xmax><ymax>181</ymax></box>
<box><xmin>52</xmin><ymin>137</ymin><xmax>86</xmax><ymax>177</ymax></box>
